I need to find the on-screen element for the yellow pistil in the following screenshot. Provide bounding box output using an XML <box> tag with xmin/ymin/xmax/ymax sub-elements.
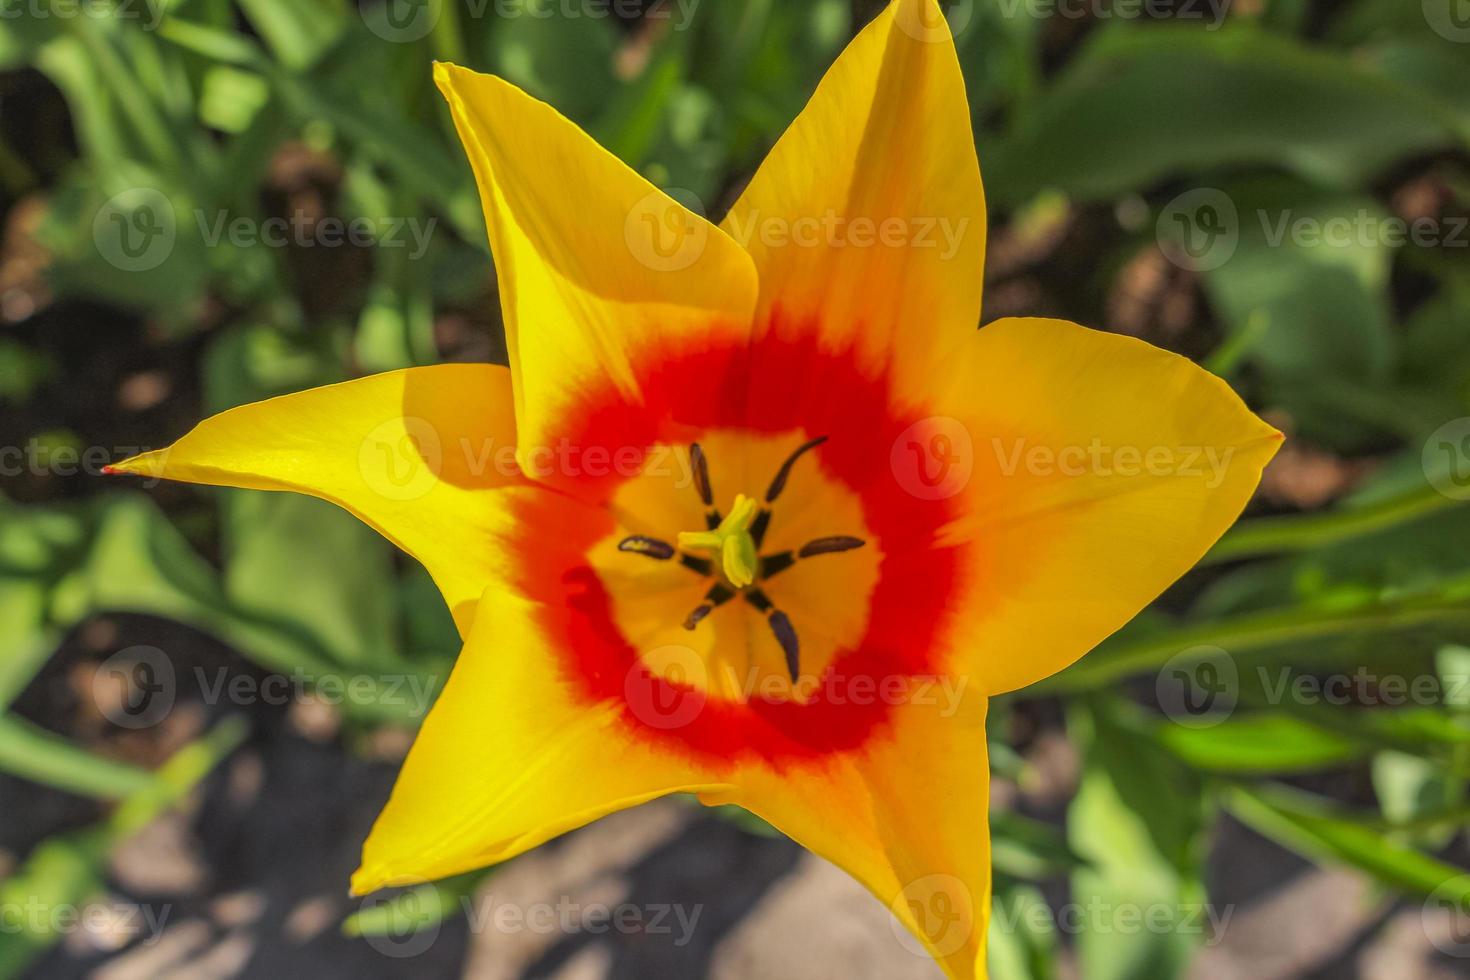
<box><xmin>677</xmin><ymin>493</ymin><xmax>760</xmax><ymax>588</ymax></box>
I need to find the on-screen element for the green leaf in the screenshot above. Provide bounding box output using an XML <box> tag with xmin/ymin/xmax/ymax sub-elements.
<box><xmin>985</xmin><ymin>27</ymin><xmax>1458</xmax><ymax>207</ymax></box>
<box><xmin>234</xmin><ymin>0</ymin><xmax>346</xmax><ymax>71</ymax></box>
<box><xmin>1068</xmin><ymin>699</ymin><xmax>1209</xmax><ymax>980</ymax></box>
<box><xmin>197</xmin><ymin>64</ymin><xmax>271</xmax><ymax>134</ymax></box>
<box><xmin>1226</xmin><ymin>782</ymin><xmax>1470</xmax><ymax>900</ymax></box>
<box><xmin>0</xmin><ymin>491</ymin><xmax>434</xmax><ymax>726</ymax></box>
<box><xmin>488</xmin><ymin>0</ymin><xmax>619</xmax><ymax>128</ymax></box>
<box><xmin>0</xmin><ymin>718</ymin><xmax>246</xmax><ymax>976</ymax></box>
<box><xmin>992</xmin><ymin>811</ymin><xmax>1088</xmax><ymax>880</ymax></box>
<box><xmin>1374</xmin><ymin>750</ymin><xmax>1462</xmax><ymax>850</ymax></box>
<box><xmin>203</xmin><ymin>326</ymin><xmax>405</xmax><ymax>670</ymax></box>
<box><xmin>1201</xmin><ymin>178</ymin><xmax>1397</xmax><ymax>448</ymax></box>
<box><xmin>1152</xmin><ymin>713</ymin><xmax>1366</xmax><ymax>774</ymax></box>
<box><xmin>0</xmin><ymin>713</ymin><xmax>154</xmax><ymax>799</ymax></box>
<box><xmin>987</xmin><ymin>882</ymin><xmax>1058</xmax><ymax>980</ymax></box>
<box><xmin>343</xmin><ymin>868</ymin><xmax>489</xmax><ymax>939</ymax></box>
<box><xmin>36</xmin><ymin>162</ymin><xmax>211</xmax><ymax>323</ymax></box>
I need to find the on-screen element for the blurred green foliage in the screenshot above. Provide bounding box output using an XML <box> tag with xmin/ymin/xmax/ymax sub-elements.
<box><xmin>1</xmin><ymin>1</ymin><xmax>1469</xmax><ymax>977</ymax></box>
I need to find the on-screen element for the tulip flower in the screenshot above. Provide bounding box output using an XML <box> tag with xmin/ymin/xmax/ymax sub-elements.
<box><xmin>111</xmin><ymin>0</ymin><xmax>1281</xmax><ymax>973</ymax></box>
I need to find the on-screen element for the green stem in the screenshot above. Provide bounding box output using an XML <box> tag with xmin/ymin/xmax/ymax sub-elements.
<box><xmin>1041</xmin><ymin>585</ymin><xmax>1470</xmax><ymax>694</ymax></box>
<box><xmin>428</xmin><ymin>0</ymin><xmax>466</xmax><ymax>65</ymax></box>
<box><xmin>110</xmin><ymin>715</ymin><xmax>250</xmax><ymax>837</ymax></box>
<box><xmin>1204</xmin><ymin>484</ymin><xmax>1462</xmax><ymax>566</ymax></box>
<box><xmin>0</xmin><ymin>713</ymin><xmax>155</xmax><ymax>799</ymax></box>
<box><xmin>0</xmin><ymin>718</ymin><xmax>247</xmax><ymax>978</ymax></box>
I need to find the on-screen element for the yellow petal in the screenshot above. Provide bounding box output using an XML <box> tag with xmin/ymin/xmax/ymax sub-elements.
<box><xmin>434</xmin><ymin>62</ymin><xmax>758</xmax><ymax>465</ymax></box>
<box><xmin>710</xmin><ymin>689</ymin><xmax>991</xmax><ymax>979</ymax></box>
<box><xmin>719</xmin><ymin>0</ymin><xmax>985</xmax><ymax>396</ymax></box>
<box><xmin>109</xmin><ymin>365</ymin><xmax>520</xmax><ymax>634</ymax></box>
<box><xmin>352</xmin><ymin>576</ymin><xmax>735</xmax><ymax>894</ymax></box>
<box><xmin>925</xmin><ymin>317</ymin><xmax>1283</xmax><ymax>694</ymax></box>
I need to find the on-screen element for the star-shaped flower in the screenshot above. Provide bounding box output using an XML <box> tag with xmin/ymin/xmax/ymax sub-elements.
<box><xmin>111</xmin><ymin>1</ymin><xmax>1281</xmax><ymax>974</ymax></box>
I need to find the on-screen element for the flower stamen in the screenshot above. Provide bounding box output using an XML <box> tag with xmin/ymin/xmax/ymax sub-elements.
<box><xmin>759</xmin><ymin>535</ymin><xmax>867</xmax><ymax>579</ymax></box>
<box><xmin>617</xmin><ymin>437</ymin><xmax>862</xmax><ymax>683</ymax></box>
<box><xmin>744</xmin><ymin>587</ymin><xmax>800</xmax><ymax>681</ymax></box>
<box><xmin>750</xmin><ymin>435</ymin><xmax>828</xmax><ymax>547</ymax></box>
<box><xmin>682</xmin><ymin>582</ymin><xmax>736</xmax><ymax>629</ymax></box>
<box><xmin>617</xmin><ymin>535</ymin><xmax>676</xmax><ymax>560</ymax></box>
<box><xmin>677</xmin><ymin>493</ymin><xmax>760</xmax><ymax>587</ymax></box>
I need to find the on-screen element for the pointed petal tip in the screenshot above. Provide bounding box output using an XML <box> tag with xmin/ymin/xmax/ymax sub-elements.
<box><xmin>103</xmin><ymin>452</ymin><xmax>164</xmax><ymax>478</ymax></box>
<box><xmin>348</xmin><ymin>866</ymin><xmax>381</xmax><ymax>898</ymax></box>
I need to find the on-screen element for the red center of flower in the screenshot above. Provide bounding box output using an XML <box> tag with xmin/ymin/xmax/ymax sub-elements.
<box><xmin>502</xmin><ymin>314</ymin><xmax>973</xmax><ymax>767</ymax></box>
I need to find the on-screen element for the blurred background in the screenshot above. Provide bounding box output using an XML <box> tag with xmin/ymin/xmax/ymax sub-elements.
<box><xmin>2</xmin><ymin>0</ymin><xmax>1469</xmax><ymax>977</ymax></box>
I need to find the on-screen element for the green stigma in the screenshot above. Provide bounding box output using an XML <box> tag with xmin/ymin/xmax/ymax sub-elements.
<box><xmin>678</xmin><ymin>493</ymin><xmax>760</xmax><ymax>588</ymax></box>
